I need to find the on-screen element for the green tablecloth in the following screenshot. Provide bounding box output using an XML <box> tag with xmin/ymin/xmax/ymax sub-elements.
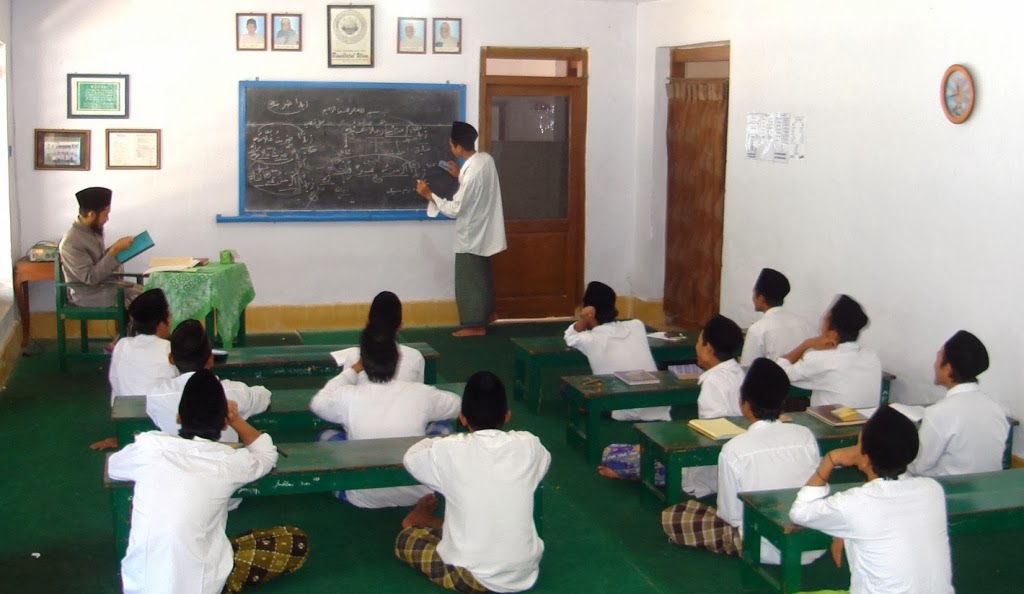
<box><xmin>145</xmin><ymin>263</ymin><xmax>255</xmax><ymax>347</ymax></box>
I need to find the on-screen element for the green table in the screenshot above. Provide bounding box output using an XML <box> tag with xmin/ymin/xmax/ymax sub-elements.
<box><xmin>739</xmin><ymin>468</ymin><xmax>1024</xmax><ymax>593</ymax></box>
<box><xmin>512</xmin><ymin>332</ymin><xmax>698</xmax><ymax>414</ymax></box>
<box><xmin>212</xmin><ymin>343</ymin><xmax>440</xmax><ymax>383</ymax></box>
<box><xmin>145</xmin><ymin>263</ymin><xmax>255</xmax><ymax>348</ymax></box>
<box><xmin>634</xmin><ymin>412</ymin><xmax>862</xmax><ymax>505</ymax></box>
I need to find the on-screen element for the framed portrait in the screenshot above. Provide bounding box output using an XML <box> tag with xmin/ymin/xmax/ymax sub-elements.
<box><xmin>432</xmin><ymin>18</ymin><xmax>462</xmax><ymax>54</ymax></box>
<box><xmin>35</xmin><ymin>129</ymin><xmax>90</xmax><ymax>171</ymax></box>
<box><xmin>397</xmin><ymin>17</ymin><xmax>426</xmax><ymax>54</ymax></box>
<box><xmin>328</xmin><ymin>5</ymin><xmax>374</xmax><ymax>67</ymax></box>
<box><xmin>106</xmin><ymin>129</ymin><xmax>161</xmax><ymax>170</ymax></box>
<box><xmin>67</xmin><ymin>74</ymin><xmax>128</xmax><ymax>119</ymax></box>
<box><xmin>271</xmin><ymin>13</ymin><xmax>302</xmax><ymax>51</ymax></box>
<box><xmin>237</xmin><ymin>13</ymin><xmax>267</xmax><ymax>51</ymax></box>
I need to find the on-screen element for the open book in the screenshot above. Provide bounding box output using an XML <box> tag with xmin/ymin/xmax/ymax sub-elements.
<box><xmin>613</xmin><ymin>370</ymin><xmax>661</xmax><ymax>385</ymax></box>
<box><xmin>144</xmin><ymin>257</ymin><xmax>209</xmax><ymax>274</ymax></box>
<box><xmin>688</xmin><ymin>417</ymin><xmax>746</xmax><ymax>440</ymax></box>
<box><xmin>806</xmin><ymin>405</ymin><xmax>870</xmax><ymax>426</ymax></box>
<box><xmin>668</xmin><ymin>363</ymin><xmax>702</xmax><ymax>379</ymax></box>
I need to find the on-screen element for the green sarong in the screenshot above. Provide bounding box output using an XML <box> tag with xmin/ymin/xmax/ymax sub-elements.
<box><xmin>454</xmin><ymin>253</ymin><xmax>494</xmax><ymax>327</ymax></box>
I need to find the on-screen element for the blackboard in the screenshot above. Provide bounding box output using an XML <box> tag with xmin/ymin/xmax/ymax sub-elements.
<box><xmin>221</xmin><ymin>81</ymin><xmax>465</xmax><ymax>222</ymax></box>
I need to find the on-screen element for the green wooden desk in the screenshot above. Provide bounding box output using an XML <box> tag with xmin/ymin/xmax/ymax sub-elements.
<box><xmin>739</xmin><ymin>468</ymin><xmax>1024</xmax><ymax>593</ymax></box>
<box><xmin>512</xmin><ymin>332</ymin><xmax>698</xmax><ymax>414</ymax></box>
<box><xmin>634</xmin><ymin>412</ymin><xmax>862</xmax><ymax>505</ymax></box>
<box><xmin>212</xmin><ymin>342</ymin><xmax>440</xmax><ymax>383</ymax></box>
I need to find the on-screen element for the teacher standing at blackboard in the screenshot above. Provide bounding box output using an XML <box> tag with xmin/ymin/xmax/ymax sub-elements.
<box><xmin>416</xmin><ymin>122</ymin><xmax>507</xmax><ymax>337</ymax></box>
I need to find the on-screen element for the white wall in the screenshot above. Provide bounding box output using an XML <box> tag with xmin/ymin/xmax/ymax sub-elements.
<box><xmin>635</xmin><ymin>0</ymin><xmax>1024</xmax><ymax>451</ymax></box>
<box><xmin>12</xmin><ymin>0</ymin><xmax>637</xmax><ymax>309</ymax></box>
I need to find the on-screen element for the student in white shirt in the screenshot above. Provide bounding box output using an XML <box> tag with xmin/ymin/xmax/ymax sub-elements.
<box><xmin>90</xmin><ymin>288</ymin><xmax>179</xmax><ymax>450</ymax></box>
<box><xmin>777</xmin><ymin>294</ymin><xmax>882</xmax><ymax>408</ymax></box>
<box><xmin>311</xmin><ymin>323</ymin><xmax>462</xmax><ymax>508</ymax></box>
<box><xmin>331</xmin><ymin>290</ymin><xmax>425</xmax><ymax>383</ymax></box>
<box><xmin>398</xmin><ymin>371</ymin><xmax>551</xmax><ymax>593</ymax></box>
<box><xmin>740</xmin><ymin>268</ymin><xmax>812</xmax><ymax>366</ymax></box>
<box><xmin>109</xmin><ymin>369</ymin><xmax>308</xmax><ymax>594</ymax></box>
<box><xmin>789</xmin><ymin>406</ymin><xmax>953</xmax><ymax>594</ymax></box>
<box><xmin>662</xmin><ymin>358</ymin><xmax>824</xmax><ymax>565</ymax></box>
<box><xmin>909</xmin><ymin>330</ymin><xmax>1009</xmax><ymax>477</ymax></box>
<box><xmin>147</xmin><ymin>319</ymin><xmax>271</xmax><ymax>444</ymax></box>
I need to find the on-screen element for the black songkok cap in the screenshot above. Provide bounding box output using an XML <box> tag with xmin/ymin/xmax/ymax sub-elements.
<box><xmin>944</xmin><ymin>330</ymin><xmax>989</xmax><ymax>380</ymax></box>
<box><xmin>582</xmin><ymin>281</ymin><xmax>618</xmax><ymax>323</ymax></box>
<box><xmin>740</xmin><ymin>357</ymin><xmax>791</xmax><ymax>411</ymax></box>
<box><xmin>178</xmin><ymin>369</ymin><xmax>227</xmax><ymax>430</ymax></box>
<box><xmin>702</xmin><ymin>314</ymin><xmax>744</xmax><ymax>358</ymax></box>
<box><xmin>829</xmin><ymin>294</ymin><xmax>869</xmax><ymax>336</ymax></box>
<box><xmin>128</xmin><ymin>288</ymin><xmax>169</xmax><ymax>327</ymax></box>
<box><xmin>861</xmin><ymin>405</ymin><xmax>920</xmax><ymax>475</ymax></box>
<box><xmin>76</xmin><ymin>187</ymin><xmax>112</xmax><ymax>211</ymax></box>
<box><xmin>754</xmin><ymin>268</ymin><xmax>791</xmax><ymax>303</ymax></box>
<box><xmin>450</xmin><ymin>121</ymin><xmax>478</xmax><ymax>146</ymax></box>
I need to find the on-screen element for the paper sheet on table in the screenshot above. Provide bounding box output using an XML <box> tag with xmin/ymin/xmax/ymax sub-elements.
<box><xmin>330</xmin><ymin>347</ymin><xmax>358</xmax><ymax>367</ymax></box>
<box><xmin>856</xmin><ymin>403</ymin><xmax>926</xmax><ymax>423</ymax></box>
<box><xmin>648</xmin><ymin>331</ymin><xmax>684</xmax><ymax>342</ymax></box>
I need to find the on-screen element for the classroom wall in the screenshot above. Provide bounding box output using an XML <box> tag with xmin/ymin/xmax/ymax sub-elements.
<box><xmin>634</xmin><ymin>0</ymin><xmax>1024</xmax><ymax>451</ymax></box>
<box><xmin>11</xmin><ymin>0</ymin><xmax>638</xmax><ymax>311</ymax></box>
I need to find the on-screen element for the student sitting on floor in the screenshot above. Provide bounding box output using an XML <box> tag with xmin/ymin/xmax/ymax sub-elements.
<box><xmin>311</xmin><ymin>322</ymin><xmax>462</xmax><ymax>508</ymax></box>
<box><xmin>397</xmin><ymin>371</ymin><xmax>551</xmax><ymax>593</ymax></box>
<box><xmin>777</xmin><ymin>294</ymin><xmax>882</xmax><ymax>408</ymax></box>
<box><xmin>332</xmin><ymin>290</ymin><xmax>426</xmax><ymax>383</ymax></box>
<box><xmin>662</xmin><ymin>358</ymin><xmax>824</xmax><ymax>565</ymax></box>
<box><xmin>739</xmin><ymin>268</ymin><xmax>812</xmax><ymax>366</ymax></box>
<box><xmin>147</xmin><ymin>319</ymin><xmax>270</xmax><ymax>443</ymax></box>
<box><xmin>564</xmin><ymin>280</ymin><xmax>670</xmax><ymax>422</ymax></box>
<box><xmin>789</xmin><ymin>406</ymin><xmax>953</xmax><ymax>594</ymax></box>
<box><xmin>909</xmin><ymin>330</ymin><xmax>1009</xmax><ymax>477</ymax></box>
<box><xmin>109</xmin><ymin>370</ymin><xmax>308</xmax><ymax>594</ymax></box>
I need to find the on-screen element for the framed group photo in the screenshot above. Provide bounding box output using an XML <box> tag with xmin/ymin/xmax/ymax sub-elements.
<box><xmin>397</xmin><ymin>17</ymin><xmax>426</xmax><ymax>54</ymax></box>
<box><xmin>237</xmin><ymin>13</ymin><xmax>267</xmax><ymax>51</ymax></box>
<box><xmin>35</xmin><ymin>129</ymin><xmax>90</xmax><ymax>171</ymax></box>
<box><xmin>272</xmin><ymin>13</ymin><xmax>302</xmax><ymax>51</ymax></box>
<box><xmin>432</xmin><ymin>18</ymin><xmax>462</xmax><ymax>54</ymax></box>
<box><xmin>106</xmin><ymin>129</ymin><xmax>161</xmax><ymax>170</ymax></box>
<box><xmin>67</xmin><ymin>74</ymin><xmax>128</xmax><ymax>119</ymax></box>
<box><xmin>328</xmin><ymin>5</ymin><xmax>374</xmax><ymax>67</ymax></box>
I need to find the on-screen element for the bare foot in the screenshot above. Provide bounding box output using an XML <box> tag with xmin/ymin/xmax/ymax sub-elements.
<box><xmin>402</xmin><ymin>493</ymin><xmax>442</xmax><ymax>529</ymax></box>
<box><xmin>597</xmin><ymin>465</ymin><xmax>627</xmax><ymax>480</ymax></box>
<box><xmin>89</xmin><ymin>437</ymin><xmax>118</xmax><ymax>450</ymax></box>
<box><xmin>452</xmin><ymin>327</ymin><xmax>486</xmax><ymax>337</ymax></box>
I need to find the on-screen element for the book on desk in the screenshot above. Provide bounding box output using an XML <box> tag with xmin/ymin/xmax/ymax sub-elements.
<box><xmin>688</xmin><ymin>417</ymin><xmax>746</xmax><ymax>440</ymax></box>
<box><xmin>613</xmin><ymin>370</ymin><xmax>661</xmax><ymax>385</ymax></box>
<box><xmin>806</xmin><ymin>405</ymin><xmax>869</xmax><ymax>426</ymax></box>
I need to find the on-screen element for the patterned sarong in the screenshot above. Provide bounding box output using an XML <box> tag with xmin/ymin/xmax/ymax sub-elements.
<box><xmin>222</xmin><ymin>525</ymin><xmax>309</xmax><ymax>593</ymax></box>
<box><xmin>660</xmin><ymin>500</ymin><xmax>741</xmax><ymax>556</ymax></box>
<box><xmin>454</xmin><ymin>253</ymin><xmax>494</xmax><ymax>327</ymax></box>
<box><xmin>601</xmin><ymin>443</ymin><xmax>665</xmax><ymax>487</ymax></box>
<box><xmin>395</xmin><ymin>526</ymin><xmax>488</xmax><ymax>593</ymax></box>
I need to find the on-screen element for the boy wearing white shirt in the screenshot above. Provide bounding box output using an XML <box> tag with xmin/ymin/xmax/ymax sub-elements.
<box><xmin>109</xmin><ymin>369</ymin><xmax>308</xmax><ymax>594</ymax></box>
<box><xmin>311</xmin><ymin>324</ymin><xmax>462</xmax><ymax>508</ymax></box>
<box><xmin>909</xmin><ymin>330</ymin><xmax>1009</xmax><ymax>477</ymax></box>
<box><xmin>789</xmin><ymin>406</ymin><xmax>953</xmax><ymax>594</ymax></box>
<box><xmin>147</xmin><ymin>320</ymin><xmax>271</xmax><ymax>444</ymax></box>
<box><xmin>777</xmin><ymin>295</ymin><xmax>882</xmax><ymax>408</ymax></box>
<box><xmin>662</xmin><ymin>358</ymin><xmax>824</xmax><ymax>566</ymax></box>
<box><xmin>331</xmin><ymin>290</ymin><xmax>425</xmax><ymax>383</ymax></box>
<box><xmin>397</xmin><ymin>371</ymin><xmax>551</xmax><ymax>593</ymax></box>
<box><xmin>740</xmin><ymin>268</ymin><xmax>812</xmax><ymax>366</ymax></box>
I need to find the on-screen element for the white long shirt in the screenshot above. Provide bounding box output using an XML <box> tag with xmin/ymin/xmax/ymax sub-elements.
<box><xmin>564</xmin><ymin>319</ymin><xmax>671</xmax><ymax>422</ymax></box>
<box><xmin>715</xmin><ymin>420</ymin><xmax>824</xmax><ymax>565</ymax></box>
<box><xmin>310</xmin><ymin>367</ymin><xmax>462</xmax><ymax>508</ymax></box>
<box><xmin>789</xmin><ymin>476</ymin><xmax>953</xmax><ymax>594</ymax></box>
<box><xmin>777</xmin><ymin>342</ymin><xmax>882</xmax><ymax>408</ymax></box>
<box><xmin>427</xmin><ymin>151</ymin><xmax>507</xmax><ymax>257</ymax></box>
<box><xmin>331</xmin><ymin>344</ymin><xmax>426</xmax><ymax>383</ymax></box>
<box><xmin>404</xmin><ymin>430</ymin><xmax>551</xmax><ymax>593</ymax></box>
<box><xmin>682</xmin><ymin>359</ymin><xmax>746</xmax><ymax>498</ymax></box>
<box><xmin>908</xmin><ymin>383</ymin><xmax>1009</xmax><ymax>477</ymax></box>
<box><xmin>108</xmin><ymin>431</ymin><xmax>278</xmax><ymax>594</ymax></box>
<box><xmin>740</xmin><ymin>307</ymin><xmax>812</xmax><ymax>367</ymax></box>
<box><xmin>109</xmin><ymin>334</ymin><xmax>179</xmax><ymax>405</ymax></box>
<box><xmin>146</xmin><ymin>372</ymin><xmax>271</xmax><ymax>443</ymax></box>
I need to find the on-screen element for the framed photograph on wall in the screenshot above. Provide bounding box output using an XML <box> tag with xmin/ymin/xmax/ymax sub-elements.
<box><xmin>35</xmin><ymin>129</ymin><xmax>90</xmax><ymax>171</ymax></box>
<box><xmin>432</xmin><ymin>18</ymin><xmax>462</xmax><ymax>54</ymax></box>
<box><xmin>237</xmin><ymin>13</ymin><xmax>267</xmax><ymax>51</ymax></box>
<box><xmin>328</xmin><ymin>5</ymin><xmax>374</xmax><ymax>67</ymax></box>
<box><xmin>67</xmin><ymin>74</ymin><xmax>128</xmax><ymax>119</ymax></box>
<box><xmin>397</xmin><ymin>17</ymin><xmax>426</xmax><ymax>54</ymax></box>
<box><xmin>271</xmin><ymin>13</ymin><xmax>302</xmax><ymax>51</ymax></box>
<box><xmin>106</xmin><ymin>129</ymin><xmax>161</xmax><ymax>170</ymax></box>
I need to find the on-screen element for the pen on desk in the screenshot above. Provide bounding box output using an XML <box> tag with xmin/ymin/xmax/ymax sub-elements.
<box><xmin>277</xmin><ymin>448</ymin><xmax>289</xmax><ymax>458</ymax></box>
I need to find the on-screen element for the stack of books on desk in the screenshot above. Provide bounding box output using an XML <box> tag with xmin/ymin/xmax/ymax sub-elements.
<box><xmin>806</xmin><ymin>405</ymin><xmax>869</xmax><ymax>426</ymax></box>
<box><xmin>613</xmin><ymin>370</ymin><xmax>661</xmax><ymax>386</ymax></box>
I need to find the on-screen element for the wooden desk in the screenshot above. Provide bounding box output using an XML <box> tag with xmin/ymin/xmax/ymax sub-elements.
<box><xmin>211</xmin><ymin>343</ymin><xmax>440</xmax><ymax>383</ymax></box>
<box><xmin>13</xmin><ymin>258</ymin><xmax>55</xmax><ymax>348</ymax></box>
<box><xmin>512</xmin><ymin>332</ymin><xmax>698</xmax><ymax>414</ymax></box>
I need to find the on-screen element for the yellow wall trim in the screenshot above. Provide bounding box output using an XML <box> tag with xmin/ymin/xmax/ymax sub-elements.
<box><xmin>0</xmin><ymin>326</ymin><xmax>23</xmax><ymax>388</ymax></box>
<box><xmin>1012</xmin><ymin>455</ymin><xmax>1024</xmax><ymax>469</ymax></box>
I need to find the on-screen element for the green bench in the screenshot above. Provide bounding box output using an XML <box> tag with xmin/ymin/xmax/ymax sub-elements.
<box><xmin>212</xmin><ymin>342</ymin><xmax>440</xmax><ymax>383</ymax></box>
<box><xmin>512</xmin><ymin>333</ymin><xmax>698</xmax><ymax>414</ymax></box>
<box><xmin>739</xmin><ymin>468</ymin><xmax>1024</xmax><ymax>593</ymax></box>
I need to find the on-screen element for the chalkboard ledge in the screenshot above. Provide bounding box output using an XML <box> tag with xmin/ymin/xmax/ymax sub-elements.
<box><xmin>216</xmin><ymin>211</ymin><xmax>453</xmax><ymax>223</ymax></box>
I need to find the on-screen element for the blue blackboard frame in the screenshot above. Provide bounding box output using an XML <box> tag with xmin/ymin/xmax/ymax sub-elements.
<box><xmin>218</xmin><ymin>80</ymin><xmax>466</xmax><ymax>223</ymax></box>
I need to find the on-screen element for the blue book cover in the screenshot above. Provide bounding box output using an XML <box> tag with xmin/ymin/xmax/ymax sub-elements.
<box><xmin>116</xmin><ymin>230</ymin><xmax>155</xmax><ymax>263</ymax></box>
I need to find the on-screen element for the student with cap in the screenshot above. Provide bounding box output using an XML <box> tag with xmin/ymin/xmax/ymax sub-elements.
<box><xmin>331</xmin><ymin>291</ymin><xmax>426</xmax><ymax>383</ymax></box>
<box><xmin>789</xmin><ymin>406</ymin><xmax>953</xmax><ymax>594</ymax></box>
<box><xmin>662</xmin><ymin>358</ymin><xmax>823</xmax><ymax>566</ymax></box>
<box><xmin>415</xmin><ymin>121</ymin><xmax>506</xmax><ymax>337</ymax></box>
<box><xmin>740</xmin><ymin>268</ymin><xmax>812</xmax><ymax>366</ymax></box>
<box><xmin>909</xmin><ymin>330</ymin><xmax>1009</xmax><ymax>477</ymax></box>
<box><xmin>58</xmin><ymin>186</ymin><xmax>141</xmax><ymax>307</ymax></box>
<box><xmin>777</xmin><ymin>294</ymin><xmax>883</xmax><ymax>408</ymax></box>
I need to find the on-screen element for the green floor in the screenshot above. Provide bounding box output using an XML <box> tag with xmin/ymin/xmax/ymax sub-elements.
<box><xmin>1</xmin><ymin>322</ymin><xmax>1020</xmax><ymax>593</ymax></box>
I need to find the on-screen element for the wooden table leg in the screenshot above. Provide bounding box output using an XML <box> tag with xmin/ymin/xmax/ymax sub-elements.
<box><xmin>16</xmin><ymin>279</ymin><xmax>31</xmax><ymax>348</ymax></box>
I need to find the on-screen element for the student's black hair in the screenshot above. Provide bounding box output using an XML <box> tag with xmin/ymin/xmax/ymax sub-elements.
<box><xmin>739</xmin><ymin>358</ymin><xmax>790</xmax><ymax>421</ymax></box>
<box><xmin>700</xmin><ymin>314</ymin><xmax>744</xmax><ymax>362</ymax></box>
<box><xmin>461</xmin><ymin>371</ymin><xmax>508</xmax><ymax>430</ymax></box>
<box><xmin>178</xmin><ymin>369</ymin><xmax>227</xmax><ymax>441</ymax></box>
<box><xmin>127</xmin><ymin>289</ymin><xmax>170</xmax><ymax>336</ymax></box>
<box><xmin>827</xmin><ymin>294</ymin><xmax>869</xmax><ymax>343</ymax></box>
<box><xmin>360</xmin><ymin>322</ymin><xmax>399</xmax><ymax>383</ymax></box>
<box><xmin>941</xmin><ymin>330</ymin><xmax>989</xmax><ymax>384</ymax></box>
<box><xmin>368</xmin><ymin>291</ymin><xmax>403</xmax><ymax>333</ymax></box>
<box><xmin>860</xmin><ymin>406</ymin><xmax>919</xmax><ymax>480</ymax></box>
<box><xmin>754</xmin><ymin>268</ymin><xmax>791</xmax><ymax>308</ymax></box>
<box><xmin>170</xmin><ymin>319</ymin><xmax>212</xmax><ymax>373</ymax></box>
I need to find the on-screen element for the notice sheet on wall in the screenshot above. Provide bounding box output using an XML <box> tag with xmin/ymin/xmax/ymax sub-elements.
<box><xmin>745</xmin><ymin>112</ymin><xmax>805</xmax><ymax>163</ymax></box>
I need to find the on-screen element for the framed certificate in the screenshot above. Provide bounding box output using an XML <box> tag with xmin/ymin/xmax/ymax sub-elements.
<box><xmin>35</xmin><ymin>129</ymin><xmax>90</xmax><ymax>170</ymax></box>
<box><xmin>67</xmin><ymin>74</ymin><xmax>129</xmax><ymax>118</ymax></box>
<box><xmin>106</xmin><ymin>129</ymin><xmax>161</xmax><ymax>170</ymax></box>
<box><xmin>328</xmin><ymin>5</ymin><xmax>374</xmax><ymax>67</ymax></box>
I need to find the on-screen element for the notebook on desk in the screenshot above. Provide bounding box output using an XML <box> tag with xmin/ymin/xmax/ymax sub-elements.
<box><xmin>115</xmin><ymin>230</ymin><xmax>155</xmax><ymax>263</ymax></box>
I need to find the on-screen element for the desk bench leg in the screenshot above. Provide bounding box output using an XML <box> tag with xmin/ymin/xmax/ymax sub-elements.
<box><xmin>526</xmin><ymin>364</ymin><xmax>543</xmax><ymax>414</ymax></box>
<box><xmin>513</xmin><ymin>355</ymin><xmax>526</xmax><ymax>402</ymax></box>
<box><xmin>111</xmin><ymin>488</ymin><xmax>132</xmax><ymax>561</ymax></box>
<box><xmin>586</xmin><ymin>408</ymin><xmax>604</xmax><ymax>464</ymax></box>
